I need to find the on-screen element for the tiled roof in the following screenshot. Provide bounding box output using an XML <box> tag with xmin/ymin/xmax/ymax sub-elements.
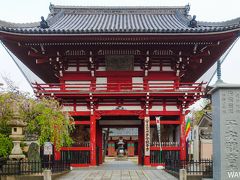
<box><xmin>200</xmin><ymin>129</ymin><xmax>212</xmax><ymax>139</ymax></box>
<box><xmin>0</xmin><ymin>4</ymin><xmax>240</xmax><ymax>34</ymax></box>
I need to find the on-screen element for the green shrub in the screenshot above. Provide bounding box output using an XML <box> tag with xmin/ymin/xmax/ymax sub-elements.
<box><xmin>0</xmin><ymin>133</ymin><xmax>13</xmax><ymax>158</ymax></box>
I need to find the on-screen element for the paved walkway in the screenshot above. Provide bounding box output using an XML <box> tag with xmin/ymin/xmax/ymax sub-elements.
<box><xmin>57</xmin><ymin>158</ymin><xmax>177</xmax><ymax>180</ymax></box>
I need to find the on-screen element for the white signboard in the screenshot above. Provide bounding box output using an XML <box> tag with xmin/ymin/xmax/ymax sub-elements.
<box><xmin>156</xmin><ymin>116</ymin><xmax>161</xmax><ymax>145</ymax></box>
<box><xmin>144</xmin><ymin>117</ymin><xmax>150</xmax><ymax>156</ymax></box>
<box><xmin>44</xmin><ymin>142</ymin><xmax>53</xmax><ymax>155</ymax></box>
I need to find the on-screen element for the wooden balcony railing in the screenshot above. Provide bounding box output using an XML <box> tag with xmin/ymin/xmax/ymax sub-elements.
<box><xmin>33</xmin><ymin>82</ymin><xmax>205</xmax><ymax>94</ymax></box>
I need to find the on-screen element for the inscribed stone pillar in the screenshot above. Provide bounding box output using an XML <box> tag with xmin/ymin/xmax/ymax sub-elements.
<box><xmin>211</xmin><ymin>84</ymin><xmax>240</xmax><ymax>180</ymax></box>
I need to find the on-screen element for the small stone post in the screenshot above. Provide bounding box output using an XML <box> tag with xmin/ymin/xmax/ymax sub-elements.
<box><xmin>211</xmin><ymin>83</ymin><xmax>240</xmax><ymax>179</ymax></box>
<box><xmin>179</xmin><ymin>169</ymin><xmax>187</xmax><ymax>180</ymax></box>
<box><xmin>43</xmin><ymin>169</ymin><xmax>52</xmax><ymax>180</ymax></box>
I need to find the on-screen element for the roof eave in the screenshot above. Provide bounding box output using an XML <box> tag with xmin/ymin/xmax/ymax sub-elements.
<box><xmin>0</xmin><ymin>28</ymin><xmax>240</xmax><ymax>37</ymax></box>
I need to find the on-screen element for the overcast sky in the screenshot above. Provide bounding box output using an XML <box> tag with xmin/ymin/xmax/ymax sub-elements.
<box><xmin>0</xmin><ymin>0</ymin><xmax>240</xmax><ymax>94</ymax></box>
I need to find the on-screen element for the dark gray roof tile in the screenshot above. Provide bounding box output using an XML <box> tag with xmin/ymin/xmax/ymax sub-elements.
<box><xmin>0</xmin><ymin>5</ymin><xmax>240</xmax><ymax>34</ymax></box>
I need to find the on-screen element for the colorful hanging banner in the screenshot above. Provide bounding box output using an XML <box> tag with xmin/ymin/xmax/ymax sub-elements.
<box><xmin>156</xmin><ymin>116</ymin><xmax>161</xmax><ymax>145</ymax></box>
<box><xmin>185</xmin><ymin>117</ymin><xmax>191</xmax><ymax>141</ymax></box>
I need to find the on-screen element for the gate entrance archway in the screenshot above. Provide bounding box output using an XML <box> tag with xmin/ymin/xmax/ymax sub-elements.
<box><xmin>96</xmin><ymin>115</ymin><xmax>144</xmax><ymax>166</ymax></box>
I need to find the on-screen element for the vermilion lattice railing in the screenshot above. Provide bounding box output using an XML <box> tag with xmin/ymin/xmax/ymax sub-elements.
<box><xmin>33</xmin><ymin>82</ymin><xmax>205</xmax><ymax>94</ymax></box>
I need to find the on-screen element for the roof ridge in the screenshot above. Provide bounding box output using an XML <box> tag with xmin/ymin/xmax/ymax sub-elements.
<box><xmin>0</xmin><ymin>20</ymin><xmax>39</xmax><ymax>28</ymax></box>
<box><xmin>198</xmin><ymin>17</ymin><xmax>240</xmax><ymax>27</ymax></box>
<box><xmin>49</xmin><ymin>3</ymin><xmax>189</xmax><ymax>16</ymax></box>
<box><xmin>51</xmin><ymin>4</ymin><xmax>187</xmax><ymax>9</ymax></box>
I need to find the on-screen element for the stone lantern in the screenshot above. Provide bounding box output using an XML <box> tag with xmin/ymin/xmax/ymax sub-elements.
<box><xmin>117</xmin><ymin>139</ymin><xmax>125</xmax><ymax>157</ymax></box>
<box><xmin>8</xmin><ymin>104</ymin><xmax>27</xmax><ymax>160</ymax></box>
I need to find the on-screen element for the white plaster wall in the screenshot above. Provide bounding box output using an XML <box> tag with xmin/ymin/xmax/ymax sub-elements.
<box><xmin>65</xmin><ymin>66</ymin><xmax>77</xmax><ymax>71</ymax></box>
<box><xmin>132</xmin><ymin>77</ymin><xmax>143</xmax><ymax>90</ymax></box>
<box><xmin>149</xmin><ymin>66</ymin><xmax>160</xmax><ymax>71</ymax></box>
<box><xmin>148</xmin><ymin>80</ymin><xmax>174</xmax><ymax>84</ymax></box>
<box><xmin>79</xmin><ymin>67</ymin><xmax>89</xmax><ymax>71</ymax></box>
<box><xmin>65</xmin><ymin>81</ymin><xmax>91</xmax><ymax>84</ymax></box>
<box><xmin>166</xmin><ymin>106</ymin><xmax>179</xmax><ymax>111</ymax></box>
<box><xmin>96</xmin><ymin>66</ymin><xmax>106</xmax><ymax>71</ymax></box>
<box><xmin>134</xmin><ymin>66</ymin><xmax>142</xmax><ymax>71</ymax></box>
<box><xmin>122</xmin><ymin>106</ymin><xmax>142</xmax><ymax>110</ymax></box>
<box><xmin>65</xmin><ymin>80</ymin><xmax>91</xmax><ymax>90</ymax></box>
<box><xmin>162</xmin><ymin>66</ymin><xmax>173</xmax><ymax>71</ymax></box>
<box><xmin>148</xmin><ymin>80</ymin><xmax>174</xmax><ymax>90</ymax></box>
<box><xmin>76</xmin><ymin>106</ymin><xmax>88</xmax><ymax>111</ymax></box>
<box><xmin>62</xmin><ymin>106</ymin><xmax>74</xmax><ymax>111</ymax></box>
<box><xmin>97</xmin><ymin>106</ymin><xmax>115</xmax><ymax>110</ymax></box>
<box><xmin>97</xmin><ymin>105</ymin><xmax>142</xmax><ymax>110</ymax></box>
<box><xmin>150</xmin><ymin>105</ymin><xmax>163</xmax><ymax>111</ymax></box>
<box><xmin>96</xmin><ymin>77</ymin><xmax>107</xmax><ymax>90</ymax></box>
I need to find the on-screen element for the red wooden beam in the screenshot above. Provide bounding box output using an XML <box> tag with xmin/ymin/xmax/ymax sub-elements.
<box><xmin>36</xmin><ymin>58</ymin><xmax>49</xmax><ymax>64</ymax></box>
<box><xmin>70</xmin><ymin>164</ymin><xmax>90</xmax><ymax>167</ymax></box>
<box><xmin>100</xmin><ymin>125</ymin><xmax>141</xmax><ymax>128</ymax></box>
<box><xmin>96</xmin><ymin>110</ymin><xmax>142</xmax><ymax>116</ymax></box>
<box><xmin>150</xmin><ymin>146</ymin><xmax>180</xmax><ymax>151</ymax></box>
<box><xmin>150</xmin><ymin>120</ymin><xmax>180</xmax><ymax>125</ymax></box>
<box><xmin>61</xmin><ymin>147</ymin><xmax>91</xmax><ymax>151</ymax></box>
<box><xmin>50</xmin><ymin>93</ymin><xmax>201</xmax><ymax>98</ymax></box>
<box><xmin>74</xmin><ymin>121</ymin><xmax>90</xmax><ymax>125</ymax></box>
<box><xmin>149</xmin><ymin>111</ymin><xmax>181</xmax><ymax>116</ymax></box>
<box><xmin>68</xmin><ymin>110</ymin><xmax>182</xmax><ymax>116</ymax></box>
<box><xmin>69</xmin><ymin>111</ymin><xmax>90</xmax><ymax>116</ymax></box>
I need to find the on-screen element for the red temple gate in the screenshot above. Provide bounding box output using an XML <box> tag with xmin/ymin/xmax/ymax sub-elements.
<box><xmin>0</xmin><ymin>4</ymin><xmax>239</xmax><ymax>166</ymax></box>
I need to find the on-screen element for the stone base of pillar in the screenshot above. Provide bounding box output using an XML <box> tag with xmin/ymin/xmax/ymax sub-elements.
<box><xmin>9</xmin><ymin>154</ymin><xmax>25</xmax><ymax>160</ymax></box>
<box><xmin>144</xmin><ymin>156</ymin><xmax>150</xmax><ymax>166</ymax></box>
<box><xmin>9</xmin><ymin>141</ymin><xmax>25</xmax><ymax>160</ymax></box>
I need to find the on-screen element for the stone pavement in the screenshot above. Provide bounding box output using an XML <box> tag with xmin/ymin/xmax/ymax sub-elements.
<box><xmin>57</xmin><ymin>158</ymin><xmax>177</xmax><ymax>180</ymax></box>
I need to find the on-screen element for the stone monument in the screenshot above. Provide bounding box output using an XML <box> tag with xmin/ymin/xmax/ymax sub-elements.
<box><xmin>28</xmin><ymin>142</ymin><xmax>41</xmax><ymax>171</ymax></box>
<box><xmin>211</xmin><ymin>82</ymin><xmax>240</xmax><ymax>180</ymax></box>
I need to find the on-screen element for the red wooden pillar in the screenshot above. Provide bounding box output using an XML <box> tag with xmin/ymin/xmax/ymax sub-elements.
<box><xmin>144</xmin><ymin>155</ymin><xmax>150</xmax><ymax>165</ymax></box>
<box><xmin>180</xmin><ymin>113</ymin><xmax>186</xmax><ymax>160</ymax></box>
<box><xmin>90</xmin><ymin>115</ymin><xmax>96</xmax><ymax>165</ymax></box>
<box><xmin>54</xmin><ymin>149</ymin><xmax>61</xmax><ymax>160</ymax></box>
